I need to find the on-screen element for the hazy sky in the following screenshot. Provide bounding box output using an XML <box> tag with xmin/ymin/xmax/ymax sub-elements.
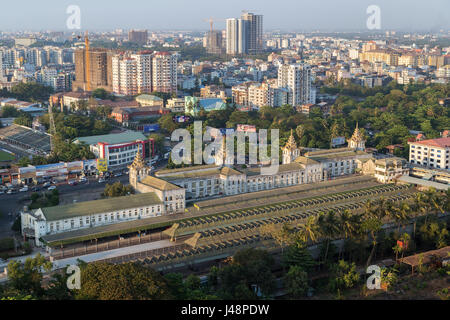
<box><xmin>0</xmin><ymin>0</ymin><xmax>449</xmax><ymax>32</ymax></box>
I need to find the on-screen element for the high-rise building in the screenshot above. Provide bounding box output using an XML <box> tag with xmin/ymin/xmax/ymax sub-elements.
<box><xmin>133</xmin><ymin>51</ymin><xmax>153</xmax><ymax>94</ymax></box>
<box><xmin>0</xmin><ymin>52</ymin><xmax>4</xmax><ymax>81</ymax></box>
<box><xmin>128</xmin><ymin>30</ymin><xmax>148</xmax><ymax>45</ymax></box>
<box><xmin>226</xmin><ymin>12</ymin><xmax>263</xmax><ymax>55</ymax></box>
<box><xmin>152</xmin><ymin>52</ymin><xmax>177</xmax><ymax>94</ymax></box>
<box><xmin>226</xmin><ymin>18</ymin><xmax>239</xmax><ymax>55</ymax></box>
<box><xmin>241</xmin><ymin>12</ymin><xmax>263</xmax><ymax>54</ymax></box>
<box><xmin>73</xmin><ymin>48</ymin><xmax>113</xmax><ymax>92</ymax></box>
<box><xmin>237</xmin><ymin>19</ymin><xmax>249</xmax><ymax>54</ymax></box>
<box><xmin>111</xmin><ymin>51</ymin><xmax>153</xmax><ymax>95</ymax></box>
<box><xmin>112</xmin><ymin>55</ymin><xmax>137</xmax><ymax>96</ymax></box>
<box><xmin>206</xmin><ymin>31</ymin><xmax>224</xmax><ymax>55</ymax></box>
<box><xmin>277</xmin><ymin>63</ymin><xmax>314</xmax><ymax>106</ymax></box>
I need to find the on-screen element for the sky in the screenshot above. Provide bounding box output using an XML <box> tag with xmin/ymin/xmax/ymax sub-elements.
<box><xmin>0</xmin><ymin>0</ymin><xmax>449</xmax><ymax>32</ymax></box>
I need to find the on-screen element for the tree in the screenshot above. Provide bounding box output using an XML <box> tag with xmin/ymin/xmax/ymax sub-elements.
<box><xmin>149</xmin><ymin>133</ymin><xmax>164</xmax><ymax>156</ymax></box>
<box><xmin>76</xmin><ymin>262</ymin><xmax>172</xmax><ymax>300</ymax></box>
<box><xmin>297</xmin><ymin>216</ymin><xmax>320</xmax><ymax>244</ymax></box>
<box><xmin>328</xmin><ymin>260</ymin><xmax>360</xmax><ymax>293</ymax></box>
<box><xmin>102</xmin><ymin>182</ymin><xmax>134</xmax><ymax>198</ymax></box>
<box><xmin>282</xmin><ymin>240</ymin><xmax>316</xmax><ymax>272</ymax></box>
<box><xmin>259</xmin><ymin>223</ymin><xmax>294</xmax><ymax>254</ymax></box>
<box><xmin>284</xmin><ymin>266</ymin><xmax>308</xmax><ymax>299</ymax></box>
<box><xmin>317</xmin><ymin>210</ymin><xmax>339</xmax><ymax>267</ymax></box>
<box><xmin>215</xmin><ymin>248</ymin><xmax>276</xmax><ymax>299</ymax></box>
<box><xmin>7</xmin><ymin>253</ymin><xmax>53</xmax><ymax>298</ymax></box>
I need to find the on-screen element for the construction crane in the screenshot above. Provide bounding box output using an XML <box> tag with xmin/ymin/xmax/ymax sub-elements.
<box><xmin>84</xmin><ymin>30</ymin><xmax>91</xmax><ymax>92</ymax></box>
<box><xmin>203</xmin><ymin>17</ymin><xmax>224</xmax><ymax>33</ymax></box>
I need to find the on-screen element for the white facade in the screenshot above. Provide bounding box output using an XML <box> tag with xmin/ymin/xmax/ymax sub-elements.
<box><xmin>21</xmin><ymin>194</ymin><xmax>164</xmax><ymax>247</ymax></box>
<box><xmin>152</xmin><ymin>52</ymin><xmax>177</xmax><ymax>94</ymax></box>
<box><xmin>408</xmin><ymin>138</ymin><xmax>450</xmax><ymax>170</ymax></box>
<box><xmin>277</xmin><ymin>63</ymin><xmax>314</xmax><ymax>106</ymax></box>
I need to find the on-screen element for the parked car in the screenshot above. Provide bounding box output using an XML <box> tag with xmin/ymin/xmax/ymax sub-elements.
<box><xmin>31</xmin><ymin>186</ymin><xmax>41</xmax><ymax>192</ymax></box>
<box><xmin>19</xmin><ymin>186</ymin><xmax>29</xmax><ymax>192</ymax></box>
<box><xmin>47</xmin><ymin>186</ymin><xmax>57</xmax><ymax>191</ymax></box>
<box><xmin>43</xmin><ymin>182</ymin><xmax>51</xmax><ymax>188</ymax></box>
<box><xmin>0</xmin><ymin>190</ymin><xmax>5</xmax><ymax>195</ymax></box>
<box><xmin>7</xmin><ymin>189</ymin><xmax>17</xmax><ymax>194</ymax></box>
<box><xmin>79</xmin><ymin>177</ymin><xmax>87</xmax><ymax>183</ymax></box>
<box><xmin>98</xmin><ymin>178</ymin><xmax>105</xmax><ymax>183</ymax></box>
<box><xmin>114</xmin><ymin>172</ymin><xmax>123</xmax><ymax>177</ymax></box>
<box><xmin>68</xmin><ymin>180</ymin><xmax>78</xmax><ymax>186</ymax></box>
<box><xmin>164</xmin><ymin>152</ymin><xmax>170</xmax><ymax>160</ymax></box>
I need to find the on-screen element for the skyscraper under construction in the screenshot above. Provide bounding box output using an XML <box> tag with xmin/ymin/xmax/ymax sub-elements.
<box><xmin>73</xmin><ymin>46</ymin><xmax>113</xmax><ymax>92</ymax></box>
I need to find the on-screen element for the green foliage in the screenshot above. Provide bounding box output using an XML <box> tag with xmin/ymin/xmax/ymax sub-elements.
<box><xmin>91</xmin><ymin>88</ymin><xmax>114</xmax><ymax>100</ymax></box>
<box><xmin>328</xmin><ymin>260</ymin><xmax>360</xmax><ymax>292</ymax></box>
<box><xmin>417</xmin><ymin>218</ymin><xmax>449</xmax><ymax>249</ymax></box>
<box><xmin>11</xmin><ymin>216</ymin><xmax>21</xmax><ymax>232</ymax></box>
<box><xmin>75</xmin><ymin>262</ymin><xmax>172</xmax><ymax>300</ymax></box>
<box><xmin>282</xmin><ymin>241</ymin><xmax>316</xmax><ymax>272</ymax></box>
<box><xmin>148</xmin><ymin>133</ymin><xmax>164</xmax><ymax>155</ymax></box>
<box><xmin>380</xmin><ymin>267</ymin><xmax>398</xmax><ymax>290</ymax></box>
<box><xmin>6</xmin><ymin>253</ymin><xmax>52</xmax><ymax>298</ymax></box>
<box><xmin>39</xmin><ymin>112</ymin><xmax>112</xmax><ymax>140</ymax></box>
<box><xmin>102</xmin><ymin>182</ymin><xmax>134</xmax><ymax>198</ymax></box>
<box><xmin>13</xmin><ymin>112</ymin><xmax>33</xmax><ymax>127</ymax></box>
<box><xmin>9</xmin><ymin>82</ymin><xmax>53</xmax><ymax>102</ymax></box>
<box><xmin>0</xmin><ymin>105</ymin><xmax>21</xmax><ymax>118</ymax></box>
<box><xmin>0</xmin><ymin>238</ymin><xmax>14</xmax><ymax>252</ymax></box>
<box><xmin>29</xmin><ymin>190</ymin><xmax>59</xmax><ymax>209</ymax></box>
<box><xmin>284</xmin><ymin>265</ymin><xmax>309</xmax><ymax>298</ymax></box>
<box><xmin>215</xmin><ymin>248</ymin><xmax>276</xmax><ymax>299</ymax></box>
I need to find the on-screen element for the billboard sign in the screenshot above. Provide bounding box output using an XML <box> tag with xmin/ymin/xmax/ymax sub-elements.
<box><xmin>172</xmin><ymin>115</ymin><xmax>192</xmax><ymax>123</ymax></box>
<box><xmin>97</xmin><ymin>159</ymin><xmax>108</xmax><ymax>173</ymax></box>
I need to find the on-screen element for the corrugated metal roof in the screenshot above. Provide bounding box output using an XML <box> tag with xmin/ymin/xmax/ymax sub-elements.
<box><xmin>75</xmin><ymin>131</ymin><xmax>147</xmax><ymax>145</ymax></box>
<box><xmin>40</xmin><ymin>192</ymin><xmax>162</xmax><ymax>221</ymax></box>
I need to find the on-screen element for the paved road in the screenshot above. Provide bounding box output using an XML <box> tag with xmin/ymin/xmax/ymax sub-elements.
<box><xmin>0</xmin><ymin>158</ymin><xmax>169</xmax><ymax>237</ymax></box>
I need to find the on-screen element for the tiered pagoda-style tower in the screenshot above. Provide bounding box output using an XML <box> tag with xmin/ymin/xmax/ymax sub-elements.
<box><xmin>347</xmin><ymin>123</ymin><xmax>366</xmax><ymax>151</ymax></box>
<box><xmin>282</xmin><ymin>129</ymin><xmax>302</xmax><ymax>164</ymax></box>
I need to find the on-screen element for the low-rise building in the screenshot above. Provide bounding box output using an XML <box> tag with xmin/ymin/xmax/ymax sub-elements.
<box><xmin>408</xmin><ymin>137</ymin><xmax>450</xmax><ymax>170</ymax></box>
<box><xmin>74</xmin><ymin>131</ymin><xmax>155</xmax><ymax>171</ymax></box>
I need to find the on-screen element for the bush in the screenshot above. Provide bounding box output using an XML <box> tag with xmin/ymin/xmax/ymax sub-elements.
<box><xmin>0</xmin><ymin>238</ymin><xmax>14</xmax><ymax>252</ymax></box>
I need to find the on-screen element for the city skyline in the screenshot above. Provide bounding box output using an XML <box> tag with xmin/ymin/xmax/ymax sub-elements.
<box><xmin>0</xmin><ymin>0</ymin><xmax>449</xmax><ymax>32</ymax></box>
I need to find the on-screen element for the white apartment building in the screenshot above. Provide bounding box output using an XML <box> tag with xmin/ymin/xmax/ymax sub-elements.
<box><xmin>112</xmin><ymin>51</ymin><xmax>153</xmax><ymax>95</ymax></box>
<box><xmin>226</xmin><ymin>18</ymin><xmax>239</xmax><ymax>55</ymax></box>
<box><xmin>277</xmin><ymin>63</ymin><xmax>314</xmax><ymax>106</ymax></box>
<box><xmin>152</xmin><ymin>51</ymin><xmax>177</xmax><ymax>94</ymax></box>
<box><xmin>408</xmin><ymin>137</ymin><xmax>450</xmax><ymax>170</ymax></box>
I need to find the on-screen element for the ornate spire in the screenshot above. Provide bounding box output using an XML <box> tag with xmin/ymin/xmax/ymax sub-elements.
<box><xmin>129</xmin><ymin>148</ymin><xmax>146</xmax><ymax>170</ymax></box>
<box><xmin>284</xmin><ymin>129</ymin><xmax>297</xmax><ymax>150</ymax></box>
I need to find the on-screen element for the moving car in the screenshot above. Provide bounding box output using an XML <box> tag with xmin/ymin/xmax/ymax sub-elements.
<box><xmin>98</xmin><ymin>178</ymin><xmax>105</xmax><ymax>183</ymax></box>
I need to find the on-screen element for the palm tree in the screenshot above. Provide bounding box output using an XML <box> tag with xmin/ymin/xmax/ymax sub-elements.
<box><xmin>297</xmin><ymin>216</ymin><xmax>320</xmax><ymax>245</ymax></box>
<box><xmin>412</xmin><ymin>192</ymin><xmax>427</xmax><ymax>238</ymax></box>
<box><xmin>317</xmin><ymin>210</ymin><xmax>339</xmax><ymax>267</ymax></box>
<box><xmin>393</xmin><ymin>202</ymin><xmax>411</xmax><ymax>234</ymax></box>
<box><xmin>337</xmin><ymin>210</ymin><xmax>357</xmax><ymax>259</ymax></box>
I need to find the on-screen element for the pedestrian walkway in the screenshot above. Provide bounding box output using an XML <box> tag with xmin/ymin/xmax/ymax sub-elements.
<box><xmin>52</xmin><ymin>239</ymin><xmax>174</xmax><ymax>270</ymax></box>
